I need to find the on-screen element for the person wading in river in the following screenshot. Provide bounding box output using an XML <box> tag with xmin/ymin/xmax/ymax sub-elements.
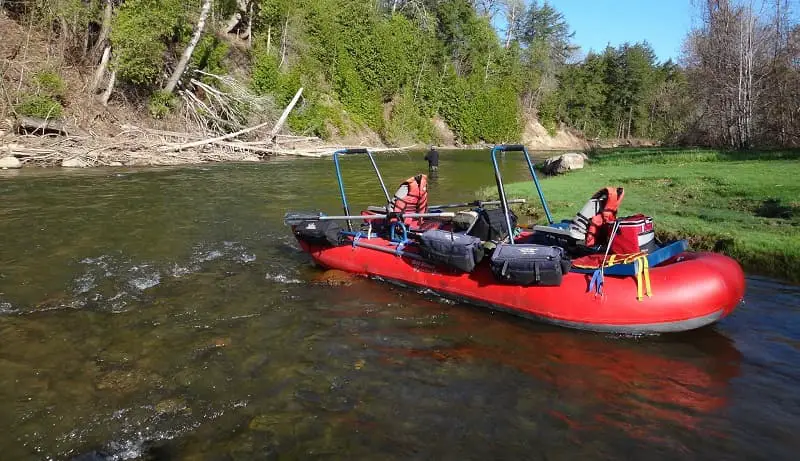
<box><xmin>424</xmin><ymin>145</ymin><xmax>439</xmax><ymax>177</ymax></box>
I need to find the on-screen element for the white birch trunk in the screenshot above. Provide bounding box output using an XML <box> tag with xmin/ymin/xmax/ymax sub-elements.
<box><xmin>90</xmin><ymin>46</ymin><xmax>111</xmax><ymax>94</ymax></box>
<box><xmin>101</xmin><ymin>71</ymin><xmax>116</xmax><ymax>106</ymax></box>
<box><xmin>164</xmin><ymin>0</ymin><xmax>213</xmax><ymax>94</ymax></box>
<box><xmin>91</xmin><ymin>0</ymin><xmax>113</xmax><ymax>58</ymax></box>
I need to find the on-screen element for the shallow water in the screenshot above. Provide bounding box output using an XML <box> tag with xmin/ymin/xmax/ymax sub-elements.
<box><xmin>0</xmin><ymin>150</ymin><xmax>798</xmax><ymax>460</ymax></box>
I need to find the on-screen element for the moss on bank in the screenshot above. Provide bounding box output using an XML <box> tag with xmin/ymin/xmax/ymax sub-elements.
<box><xmin>481</xmin><ymin>148</ymin><xmax>800</xmax><ymax>283</ymax></box>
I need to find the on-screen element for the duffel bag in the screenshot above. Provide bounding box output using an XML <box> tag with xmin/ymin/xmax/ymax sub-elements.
<box><xmin>490</xmin><ymin>243</ymin><xmax>570</xmax><ymax>286</ymax></box>
<box><xmin>294</xmin><ymin>220</ymin><xmax>342</xmax><ymax>246</ymax></box>
<box><xmin>468</xmin><ymin>207</ymin><xmax>518</xmax><ymax>242</ymax></box>
<box><xmin>609</xmin><ymin>214</ymin><xmax>657</xmax><ymax>254</ymax></box>
<box><xmin>419</xmin><ymin>229</ymin><xmax>485</xmax><ymax>273</ymax></box>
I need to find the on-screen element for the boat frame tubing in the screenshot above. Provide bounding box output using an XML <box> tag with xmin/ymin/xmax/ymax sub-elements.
<box><xmin>350</xmin><ymin>240</ymin><xmax>424</xmax><ymax>261</ymax></box>
<box><xmin>490</xmin><ymin>145</ymin><xmax>554</xmax><ymax>235</ymax></box>
<box><xmin>333</xmin><ymin>148</ymin><xmax>392</xmax><ymax>232</ymax></box>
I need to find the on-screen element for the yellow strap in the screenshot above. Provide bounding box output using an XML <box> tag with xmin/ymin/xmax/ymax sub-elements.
<box><xmin>634</xmin><ymin>255</ymin><xmax>653</xmax><ymax>301</ymax></box>
<box><xmin>635</xmin><ymin>257</ymin><xmax>644</xmax><ymax>301</ymax></box>
<box><xmin>643</xmin><ymin>255</ymin><xmax>652</xmax><ymax>298</ymax></box>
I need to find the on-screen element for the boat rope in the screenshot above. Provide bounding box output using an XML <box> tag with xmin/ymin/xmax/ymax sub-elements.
<box><xmin>589</xmin><ymin>220</ymin><xmax>621</xmax><ymax>298</ymax></box>
<box><xmin>589</xmin><ymin>269</ymin><xmax>604</xmax><ymax>297</ymax></box>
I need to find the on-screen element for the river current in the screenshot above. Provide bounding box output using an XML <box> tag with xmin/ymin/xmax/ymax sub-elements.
<box><xmin>0</xmin><ymin>150</ymin><xmax>798</xmax><ymax>460</ymax></box>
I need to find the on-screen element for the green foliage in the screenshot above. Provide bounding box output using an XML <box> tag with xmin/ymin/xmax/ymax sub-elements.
<box><xmin>191</xmin><ymin>35</ymin><xmax>229</xmax><ymax>78</ymax></box>
<box><xmin>148</xmin><ymin>91</ymin><xmax>177</xmax><ymax>119</ymax></box>
<box><xmin>15</xmin><ymin>95</ymin><xmax>63</xmax><ymax>119</ymax></box>
<box><xmin>111</xmin><ymin>0</ymin><xmax>186</xmax><ymax>86</ymax></box>
<box><xmin>438</xmin><ymin>72</ymin><xmax>522</xmax><ymax>144</ymax></box>
<box><xmin>32</xmin><ymin>70</ymin><xmax>66</xmax><ymax>101</ymax></box>
<box><xmin>384</xmin><ymin>88</ymin><xmax>435</xmax><ymax>145</ymax></box>
<box><xmin>14</xmin><ymin>69</ymin><xmax>66</xmax><ymax>119</ymax></box>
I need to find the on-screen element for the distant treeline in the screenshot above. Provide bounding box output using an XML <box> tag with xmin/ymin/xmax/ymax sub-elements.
<box><xmin>2</xmin><ymin>0</ymin><xmax>798</xmax><ymax>148</ymax></box>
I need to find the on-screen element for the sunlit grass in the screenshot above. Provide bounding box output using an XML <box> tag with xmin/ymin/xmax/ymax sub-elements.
<box><xmin>479</xmin><ymin>147</ymin><xmax>800</xmax><ymax>282</ymax></box>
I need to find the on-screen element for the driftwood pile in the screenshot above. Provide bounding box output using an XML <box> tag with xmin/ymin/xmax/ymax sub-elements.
<box><xmin>0</xmin><ymin>89</ymin><xmax>411</xmax><ymax>168</ymax></box>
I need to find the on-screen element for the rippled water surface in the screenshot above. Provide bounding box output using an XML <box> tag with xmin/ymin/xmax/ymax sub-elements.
<box><xmin>0</xmin><ymin>150</ymin><xmax>798</xmax><ymax>460</ymax></box>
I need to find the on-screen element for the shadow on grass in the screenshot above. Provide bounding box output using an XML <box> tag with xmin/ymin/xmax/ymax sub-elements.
<box><xmin>586</xmin><ymin>147</ymin><xmax>800</xmax><ymax>165</ymax></box>
<box><xmin>755</xmin><ymin>198</ymin><xmax>794</xmax><ymax>219</ymax></box>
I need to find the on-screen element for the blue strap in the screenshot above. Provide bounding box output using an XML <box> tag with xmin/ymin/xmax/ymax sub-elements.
<box><xmin>394</xmin><ymin>238</ymin><xmax>410</xmax><ymax>256</ymax></box>
<box><xmin>351</xmin><ymin>232</ymin><xmax>363</xmax><ymax>248</ymax></box>
<box><xmin>588</xmin><ymin>269</ymin><xmax>604</xmax><ymax>296</ymax></box>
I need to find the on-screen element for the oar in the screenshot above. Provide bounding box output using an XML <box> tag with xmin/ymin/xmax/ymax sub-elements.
<box><xmin>284</xmin><ymin>211</ymin><xmax>455</xmax><ymax>226</ymax></box>
<box><xmin>428</xmin><ymin>198</ymin><xmax>527</xmax><ymax>210</ymax></box>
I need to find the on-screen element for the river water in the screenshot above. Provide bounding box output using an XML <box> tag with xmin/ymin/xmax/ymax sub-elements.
<box><xmin>0</xmin><ymin>150</ymin><xmax>798</xmax><ymax>460</ymax></box>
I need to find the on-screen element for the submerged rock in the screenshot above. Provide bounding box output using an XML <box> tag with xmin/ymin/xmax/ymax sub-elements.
<box><xmin>542</xmin><ymin>152</ymin><xmax>587</xmax><ymax>175</ymax></box>
<box><xmin>154</xmin><ymin>397</ymin><xmax>189</xmax><ymax>416</ymax></box>
<box><xmin>95</xmin><ymin>369</ymin><xmax>162</xmax><ymax>392</ymax></box>
<box><xmin>311</xmin><ymin>269</ymin><xmax>358</xmax><ymax>287</ymax></box>
<box><xmin>0</xmin><ymin>156</ymin><xmax>21</xmax><ymax>169</ymax></box>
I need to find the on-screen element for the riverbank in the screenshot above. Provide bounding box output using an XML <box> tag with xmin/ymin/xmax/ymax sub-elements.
<box><xmin>0</xmin><ymin>115</ymin><xmax>591</xmax><ymax>168</ymax></box>
<box><xmin>482</xmin><ymin>147</ymin><xmax>800</xmax><ymax>283</ymax></box>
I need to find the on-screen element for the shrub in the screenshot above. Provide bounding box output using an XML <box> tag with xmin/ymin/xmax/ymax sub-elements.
<box><xmin>148</xmin><ymin>91</ymin><xmax>177</xmax><ymax>119</ymax></box>
<box><xmin>15</xmin><ymin>95</ymin><xmax>63</xmax><ymax>119</ymax></box>
<box><xmin>32</xmin><ymin>70</ymin><xmax>66</xmax><ymax>102</ymax></box>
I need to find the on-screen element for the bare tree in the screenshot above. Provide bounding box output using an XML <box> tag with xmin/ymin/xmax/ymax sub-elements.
<box><xmin>502</xmin><ymin>0</ymin><xmax>524</xmax><ymax>48</ymax></box>
<box><xmin>685</xmin><ymin>0</ymin><xmax>772</xmax><ymax>147</ymax></box>
<box><xmin>164</xmin><ymin>0</ymin><xmax>212</xmax><ymax>94</ymax></box>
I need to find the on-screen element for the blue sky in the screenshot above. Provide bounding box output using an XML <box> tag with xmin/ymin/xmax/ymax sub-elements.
<box><xmin>548</xmin><ymin>0</ymin><xmax>695</xmax><ymax>62</ymax></box>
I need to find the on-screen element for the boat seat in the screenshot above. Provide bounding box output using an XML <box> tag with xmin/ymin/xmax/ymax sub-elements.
<box><xmin>452</xmin><ymin>210</ymin><xmax>479</xmax><ymax>233</ymax></box>
<box><xmin>367</xmin><ymin>205</ymin><xmax>390</xmax><ymax>213</ymax></box>
<box><xmin>531</xmin><ymin>222</ymin><xmax>584</xmax><ymax>248</ymax></box>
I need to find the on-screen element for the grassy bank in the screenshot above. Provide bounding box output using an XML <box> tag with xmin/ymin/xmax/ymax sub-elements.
<box><xmin>482</xmin><ymin>147</ymin><xmax>800</xmax><ymax>283</ymax></box>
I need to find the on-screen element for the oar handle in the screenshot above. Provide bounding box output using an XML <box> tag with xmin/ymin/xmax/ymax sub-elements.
<box><xmin>285</xmin><ymin>212</ymin><xmax>455</xmax><ymax>225</ymax></box>
<box><xmin>319</xmin><ymin>212</ymin><xmax>455</xmax><ymax>221</ymax></box>
<box><xmin>429</xmin><ymin>198</ymin><xmax>527</xmax><ymax>210</ymax></box>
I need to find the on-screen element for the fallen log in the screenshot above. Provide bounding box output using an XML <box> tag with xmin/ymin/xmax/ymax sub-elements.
<box><xmin>15</xmin><ymin>115</ymin><xmax>68</xmax><ymax>136</ymax></box>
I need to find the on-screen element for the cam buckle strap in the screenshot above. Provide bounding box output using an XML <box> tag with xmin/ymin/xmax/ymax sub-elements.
<box><xmin>534</xmin><ymin>263</ymin><xmax>540</xmax><ymax>281</ymax></box>
<box><xmin>501</xmin><ymin>260</ymin><xmax>509</xmax><ymax>277</ymax></box>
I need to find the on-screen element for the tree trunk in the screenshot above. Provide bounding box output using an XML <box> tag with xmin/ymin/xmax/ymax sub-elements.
<box><xmin>269</xmin><ymin>87</ymin><xmax>304</xmax><ymax>140</ymax></box>
<box><xmin>164</xmin><ymin>0</ymin><xmax>212</xmax><ymax>94</ymax></box>
<box><xmin>267</xmin><ymin>24</ymin><xmax>272</xmax><ymax>54</ymax></box>
<box><xmin>101</xmin><ymin>71</ymin><xmax>116</xmax><ymax>106</ymax></box>
<box><xmin>91</xmin><ymin>0</ymin><xmax>113</xmax><ymax>59</ymax></box>
<box><xmin>279</xmin><ymin>14</ymin><xmax>289</xmax><ymax>68</ymax></box>
<box><xmin>247</xmin><ymin>1</ymin><xmax>253</xmax><ymax>48</ymax></box>
<box><xmin>89</xmin><ymin>45</ymin><xmax>111</xmax><ymax>94</ymax></box>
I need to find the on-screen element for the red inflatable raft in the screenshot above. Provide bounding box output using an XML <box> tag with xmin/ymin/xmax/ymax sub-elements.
<box><xmin>294</xmin><ymin>236</ymin><xmax>745</xmax><ymax>334</ymax></box>
<box><xmin>286</xmin><ymin>146</ymin><xmax>746</xmax><ymax>334</ymax></box>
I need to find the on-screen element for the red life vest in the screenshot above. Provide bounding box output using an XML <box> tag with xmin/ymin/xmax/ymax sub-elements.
<box><xmin>584</xmin><ymin>187</ymin><xmax>624</xmax><ymax>247</ymax></box>
<box><xmin>392</xmin><ymin>174</ymin><xmax>428</xmax><ymax>226</ymax></box>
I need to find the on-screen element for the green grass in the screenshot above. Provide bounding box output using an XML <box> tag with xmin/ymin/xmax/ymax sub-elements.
<box><xmin>480</xmin><ymin>147</ymin><xmax>800</xmax><ymax>283</ymax></box>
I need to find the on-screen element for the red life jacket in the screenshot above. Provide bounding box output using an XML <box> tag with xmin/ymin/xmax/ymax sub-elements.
<box><xmin>584</xmin><ymin>187</ymin><xmax>624</xmax><ymax>247</ymax></box>
<box><xmin>392</xmin><ymin>174</ymin><xmax>428</xmax><ymax>226</ymax></box>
